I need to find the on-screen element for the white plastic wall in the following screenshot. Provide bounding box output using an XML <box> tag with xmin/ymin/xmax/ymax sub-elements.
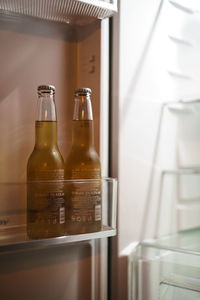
<box><xmin>111</xmin><ymin>0</ymin><xmax>200</xmax><ymax>298</ymax></box>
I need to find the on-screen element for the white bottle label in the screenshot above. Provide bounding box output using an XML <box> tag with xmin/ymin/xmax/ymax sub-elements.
<box><xmin>59</xmin><ymin>207</ymin><xmax>65</xmax><ymax>224</ymax></box>
<box><xmin>95</xmin><ymin>205</ymin><xmax>101</xmax><ymax>221</ymax></box>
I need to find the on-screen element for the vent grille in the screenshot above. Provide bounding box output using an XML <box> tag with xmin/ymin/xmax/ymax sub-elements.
<box><xmin>0</xmin><ymin>0</ymin><xmax>117</xmax><ymax>24</ymax></box>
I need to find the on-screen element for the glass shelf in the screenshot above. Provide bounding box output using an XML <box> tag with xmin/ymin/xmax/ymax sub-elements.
<box><xmin>162</xmin><ymin>167</ymin><xmax>200</xmax><ymax>205</ymax></box>
<box><xmin>156</xmin><ymin>168</ymin><xmax>200</xmax><ymax>235</ymax></box>
<box><xmin>169</xmin><ymin>0</ymin><xmax>200</xmax><ymax>15</ymax></box>
<box><xmin>0</xmin><ymin>178</ymin><xmax>117</xmax><ymax>254</ymax></box>
<box><xmin>141</xmin><ymin>227</ymin><xmax>200</xmax><ymax>254</ymax></box>
<box><xmin>167</xmin><ymin>99</ymin><xmax>200</xmax><ymax>113</ymax></box>
<box><xmin>0</xmin><ymin>0</ymin><xmax>117</xmax><ymax>26</ymax></box>
<box><xmin>136</xmin><ymin>228</ymin><xmax>200</xmax><ymax>300</ymax></box>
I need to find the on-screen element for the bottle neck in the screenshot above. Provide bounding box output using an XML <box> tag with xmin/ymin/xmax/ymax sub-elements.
<box><xmin>72</xmin><ymin>94</ymin><xmax>94</xmax><ymax>148</ymax></box>
<box><xmin>35</xmin><ymin>92</ymin><xmax>58</xmax><ymax>148</ymax></box>
<box><xmin>35</xmin><ymin>121</ymin><xmax>58</xmax><ymax>148</ymax></box>
<box><xmin>36</xmin><ymin>93</ymin><xmax>56</xmax><ymax>121</ymax></box>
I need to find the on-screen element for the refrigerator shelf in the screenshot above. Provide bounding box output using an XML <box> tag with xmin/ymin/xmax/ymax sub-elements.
<box><xmin>0</xmin><ymin>0</ymin><xmax>117</xmax><ymax>25</ymax></box>
<box><xmin>162</xmin><ymin>167</ymin><xmax>200</xmax><ymax>175</ymax></box>
<box><xmin>156</xmin><ymin>168</ymin><xmax>200</xmax><ymax>235</ymax></box>
<box><xmin>135</xmin><ymin>228</ymin><xmax>200</xmax><ymax>300</ymax></box>
<box><xmin>0</xmin><ymin>226</ymin><xmax>116</xmax><ymax>254</ymax></box>
<box><xmin>0</xmin><ymin>178</ymin><xmax>117</xmax><ymax>254</ymax></box>
<box><xmin>167</xmin><ymin>98</ymin><xmax>200</xmax><ymax>113</ymax></box>
<box><xmin>141</xmin><ymin>227</ymin><xmax>200</xmax><ymax>255</ymax></box>
<box><xmin>169</xmin><ymin>0</ymin><xmax>200</xmax><ymax>15</ymax></box>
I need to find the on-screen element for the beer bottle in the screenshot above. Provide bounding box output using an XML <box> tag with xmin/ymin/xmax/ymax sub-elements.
<box><xmin>65</xmin><ymin>88</ymin><xmax>102</xmax><ymax>234</ymax></box>
<box><xmin>27</xmin><ymin>85</ymin><xmax>65</xmax><ymax>239</ymax></box>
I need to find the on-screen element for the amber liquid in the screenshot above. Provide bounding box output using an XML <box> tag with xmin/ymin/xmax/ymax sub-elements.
<box><xmin>65</xmin><ymin>120</ymin><xmax>101</xmax><ymax>234</ymax></box>
<box><xmin>27</xmin><ymin>121</ymin><xmax>65</xmax><ymax>239</ymax></box>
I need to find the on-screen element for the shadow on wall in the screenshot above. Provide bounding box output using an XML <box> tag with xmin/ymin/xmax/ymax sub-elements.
<box><xmin>140</xmin><ymin>9</ymin><xmax>200</xmax><ymax>239</ymax></box>
<box><xmin>0</xmin><ymin>15</ymin><xmax>74</xmax><ymax>182</ymax></box>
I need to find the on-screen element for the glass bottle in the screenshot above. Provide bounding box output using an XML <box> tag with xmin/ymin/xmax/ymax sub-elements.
<box><xmin>27</xmin><ymin>85</ymin><xmax>65</xmax><ymax>239</ymax></box>
<box><xmin>65</xmin><ymin>88</ymin><xmax>102</xmax><ymax>234</ymax></box>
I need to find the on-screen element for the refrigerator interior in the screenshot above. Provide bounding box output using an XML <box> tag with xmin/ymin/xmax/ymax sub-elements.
<box><xmin>111</xmin><ymin>0</ymin><xmax>200</xmax><ymax>299</ymax></box>
<box><xmin>0</xmin><ymin>1</ymin><xmax>117</xmax><ymax>299</ymax></box>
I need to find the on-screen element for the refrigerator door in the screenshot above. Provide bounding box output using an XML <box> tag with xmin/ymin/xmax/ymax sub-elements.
<box><xmin>0</xmin><ymin>243</ymin><xmax>94</xmax><ymax>300</ymax></box>
<box><xmin>0</xmin><ymin>1</ymin><xmax>116</xmax><ymax>298</ymax></box>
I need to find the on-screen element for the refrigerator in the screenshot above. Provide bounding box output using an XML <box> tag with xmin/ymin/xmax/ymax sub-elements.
<box><xmin>1</xmin><ymin>0</ymin><xmax>200</xmax><ymax>299</ymax></box>
<box><xmin>110</xmin><ymin>0</ymin><xmax>200</xmax><ymax>299</ymax></box>
<box><xmin>0</xmin><ymin>1</ymin><xmax>117</xmax><ymax>300</ymax></box>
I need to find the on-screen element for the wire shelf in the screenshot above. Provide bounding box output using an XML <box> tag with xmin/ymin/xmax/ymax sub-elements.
<box><xmin>0</xmin><ymin>0</ymin><xmax>117</xmax><ymax>25</ymax></box>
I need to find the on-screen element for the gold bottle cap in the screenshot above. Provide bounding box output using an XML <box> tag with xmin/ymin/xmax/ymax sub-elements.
<box><xmin>75</xmin><ymin>88</ymin><xmax>92</xmax><ymax>96</ymax></box>
<box><xmin>37</xmin><ymin>85</ymin><xmax>55</xmax><ymax>95</ymax></box>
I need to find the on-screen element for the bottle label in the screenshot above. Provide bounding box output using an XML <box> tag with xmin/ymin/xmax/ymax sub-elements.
<box><xmin>27</xmin><ymin>170</ymin><xmax>65</xmax><ymax>227</ymax></box>
<box><xmin>66</xmin><ymin>168</ymin><xmax>102</xmax><ymax>228</ymax></box>
<box><xmin>28</xmin><ymin>169</ymin><xmax>64</xmax><ymax>181</ymax></box>
<box><xmin>71</xmin><ymin>168</ymin><xmax>100</xmax><ymax>179</ymax></box>
<box><xmin>95</xmin><ymin>205</ymin><xmax>101</xmax><ymax>221</ymax></box>
<box><xmin>59</xmin><ymin>207</ymin><xmax>65</xmax><ymax>224</ymax></box>
<box><xmin>69</xmin><ymin>184</ymin><xmax>101</xmax><ymax>223</ymax></box>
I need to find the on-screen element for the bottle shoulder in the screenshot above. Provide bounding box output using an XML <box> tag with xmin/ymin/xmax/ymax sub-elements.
<box><xmin>65</xmin><ymin>147</ymin><xmax>100</xmax><ymax>165</ymax></box>
<box><xmin>64</xmin><ymin>147</ymin><xmax>101</xmax><ymax>179</ymax></box>
<box><xmin>27</xmin><ymin>147</ymin><xmax>64</xmax><ymax>169</ymax></box>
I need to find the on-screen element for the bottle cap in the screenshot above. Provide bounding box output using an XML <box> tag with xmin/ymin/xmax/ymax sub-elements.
<box><xmin>75</xmin><ymin>88</ymin><xmax>92</xmax><ymax>96</ymax></box>
<box><xmin>37</xmin><ymin>85</ymin><xmax>55</xmax><ymax>95</ymax></box>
